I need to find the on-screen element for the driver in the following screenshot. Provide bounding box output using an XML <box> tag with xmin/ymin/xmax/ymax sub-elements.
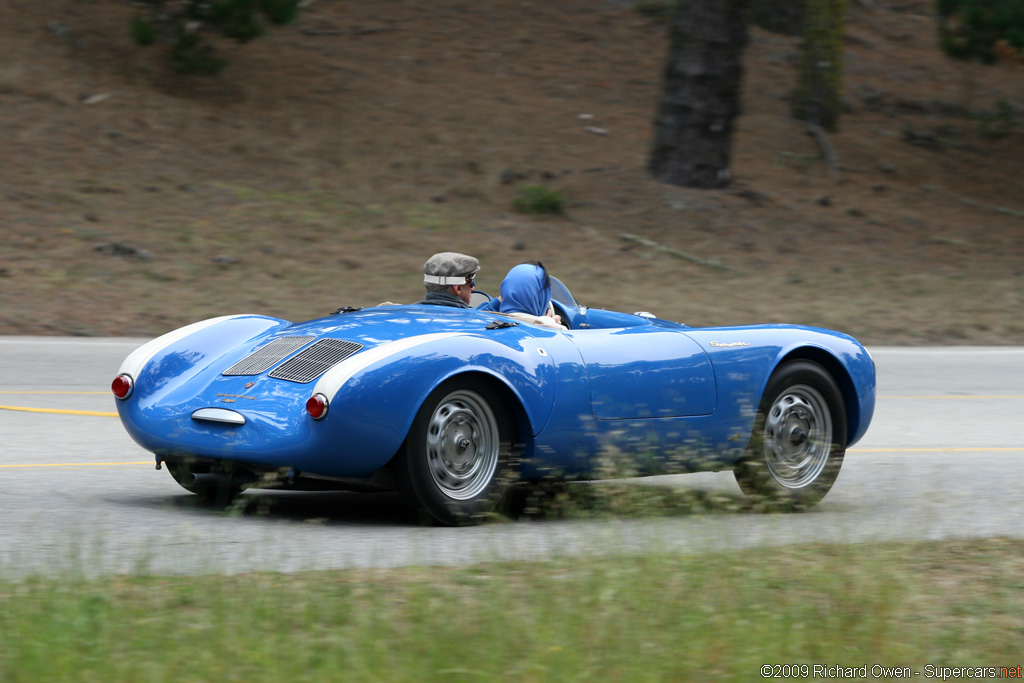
<box><xmin>487</xmin><ymin>261</ymin><xmax>566</xmax><ymax>330</ymax></box>
<box><xmin>416</xmin><ymin>252</ymin><xmax>480</xmax><ymax>308</ymax></box>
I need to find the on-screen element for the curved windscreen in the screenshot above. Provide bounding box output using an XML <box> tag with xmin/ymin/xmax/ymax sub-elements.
<box><xmin>549</xmin><ymin>277</ymin><xmax>578</xmax><ymax>313</ymax></box>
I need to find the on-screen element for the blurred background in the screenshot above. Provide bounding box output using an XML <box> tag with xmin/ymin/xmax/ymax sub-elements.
<box><xmin>1</xmin><ymin>0</ymin><xmax>1021</xmax><ymax>344</ymax></box>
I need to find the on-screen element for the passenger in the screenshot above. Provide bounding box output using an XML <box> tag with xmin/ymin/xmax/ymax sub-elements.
<box><xmin>493</xmin><ymin>261</ymin><xmax>567</xmax><ymax>330</ymax></box>
<box><xmin>416</xmin><ymin>252</ymin><xmax>480</xmax><ymax>308</ymax></box>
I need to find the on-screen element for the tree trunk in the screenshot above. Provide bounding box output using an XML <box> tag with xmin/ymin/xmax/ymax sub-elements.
<box><xmin>791</xmin><ymin>0</ymin><xmax>848</xmax><ymax>132</ymax></box>
<box><xmin>648</xmin><ymin>0</ymin><xmax>750</xmax><ymax>189</ymax></box>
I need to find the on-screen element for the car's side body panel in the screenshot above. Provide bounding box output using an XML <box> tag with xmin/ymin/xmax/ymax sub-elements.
<box><xmin>520</xmin><ymin>322</ymin><xmax>875</xmax><ymax>479</ymax></box>
<box><xmin>566</xmin><ymin>326</ymin><xmax>716</xmax><ymax>419</ymax></box>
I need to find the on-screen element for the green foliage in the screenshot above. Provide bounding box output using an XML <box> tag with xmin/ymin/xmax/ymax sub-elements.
<box><xmin>632</xmin><ymin>0</ymin><xmax>675</xmax><ymax>23</ymax></box>
<box><xmin>206</xmin><ymin>1</ymin><xmax>268</xmax><ymax>42</ymax></box>
<box><xmin>130</xmin><ymin>18</ymin><xmax>157</xmax><ymax>46</ymax></box>
<box><xmin>259</xmin><ymin>0</ymin><xmax>302</xmax><ymax>25</ymax></box>
<box><xmin>170</xmin><ymin>28</ymin><xmax>227</xmax><ymax>76</ymax></box>
<box><xmin>512</xmin><ymin>185</ymin><xmax>565</xmax><ymax>215</ymax></box>
<box><xmin>974</xmin><ymin>98</ymin><xmax>1021</xmax><ymax>137</ymax></box>
<box><xmin>938</xmin><ymin>0</ymin><xmax>1024</xmax><ymax>63</ymax></box>
<box><xmin>792</xmin><ymin>0</ymin><xmax>848</xmax><ymax>132</ymax></box>
<box><xmin>132</xmin><ymin>0</ymin><xmax>302</xmax><ymax>75</ymax></box>
<box><xmin>790</xmin><ymin>0</ymin><xmax>847</xmax><ymax>132</ymax></box>
<box><xmin>748</xmin><ymin>0</ymin><xmax>803</xmax><ymax>36</ymax></box>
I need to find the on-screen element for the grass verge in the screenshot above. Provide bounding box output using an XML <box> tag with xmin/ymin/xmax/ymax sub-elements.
<box><xmin>2</xmin><ymin>539</ymin><xmax>1022</xmax><ymax>681</ymax></box>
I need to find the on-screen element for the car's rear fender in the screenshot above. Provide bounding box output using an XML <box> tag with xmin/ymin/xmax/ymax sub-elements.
<box><xmin>309</xmin><ymin>331</ymin><xmax>559</xmax><ymax>475</ymax></box>
<box><xmin>120</xmin><ymin>314</ymin><xmax>289</xmax><ymax>398</ymax></box>
<box><xmin>118</xmin><ymin>324</ymin><xmax>560</xmax><ymax>478</ymax></box>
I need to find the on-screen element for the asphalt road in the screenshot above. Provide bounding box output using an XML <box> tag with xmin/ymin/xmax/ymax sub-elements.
<box><xmin>1</xmin><ymin>338</ymin><xmax>1022</xmax><ymax>578</ymax></box>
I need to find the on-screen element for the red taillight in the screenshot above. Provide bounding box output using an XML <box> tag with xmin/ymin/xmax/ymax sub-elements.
<box><xmin>306</xmin><ymin>393</ymin><xmax>329</xmax><ymax>420</ymax></box>
<box><xmin>111</xmin><ymin>374</ymin><xmax>134</xmax><ymax>400</ymax></box>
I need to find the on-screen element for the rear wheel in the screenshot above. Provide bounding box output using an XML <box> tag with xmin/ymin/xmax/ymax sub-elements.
<box><xmin>396</xmin><ymin>379</ymin><xmax>517</xmax><ymax>525</ymax></box>
<box><xmin>734</xmin><ymin>361</ymin><xmax>847</xmax><ymax>510</ymax></box>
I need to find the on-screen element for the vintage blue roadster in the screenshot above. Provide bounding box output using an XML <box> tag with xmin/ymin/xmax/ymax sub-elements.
<box><xmin>112</xmin><ymin>279</ymin><xmax>875</xmax><ymax>525</ymax></box>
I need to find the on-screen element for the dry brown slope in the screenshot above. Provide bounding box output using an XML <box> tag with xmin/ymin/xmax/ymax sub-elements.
<box><xmin>1</xmin><ymin>0</ymin><xmax>1021</xmax><ymax>343</ymax></box>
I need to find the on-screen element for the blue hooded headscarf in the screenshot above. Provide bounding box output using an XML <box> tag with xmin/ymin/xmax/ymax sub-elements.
<box><xmin>498</xmin><ymin>263</ymin><xmax>552</xmax><ymax>317</ymax></box>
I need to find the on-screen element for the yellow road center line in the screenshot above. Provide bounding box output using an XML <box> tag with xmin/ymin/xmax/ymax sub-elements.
<box><xmin>0</xmin><ymin>405</ymin><xmax>118</xmax><ymax>417</ymax></box>
<box><xmin>879</xmin><ymin>395</ymin><xmax>1024</xmax><ymax>399</ymax></box>
<box><xmin>850</xmin><ymin>447</ymin><xmax>1023</xmax><ymax>453</ymax></box>
<box><xmin>0</xmin><ymin>391</ymin><xmax>108</xmax><ymax>395</ymax></box>
<box><xmin>0</xmin><ymin>462</ymin><xmax>151</xmax><ymax>469</ymax></box>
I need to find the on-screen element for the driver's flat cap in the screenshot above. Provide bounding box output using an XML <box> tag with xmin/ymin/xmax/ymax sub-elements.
<box><xmin>423</xmin><ymin>252</ymin><xmax>480</xmax><ymax>285</ymax></box>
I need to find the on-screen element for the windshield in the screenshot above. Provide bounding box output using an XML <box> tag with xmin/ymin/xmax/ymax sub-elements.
<box><xmin>549</xmin><ymin>277</ymin><xmax>578</xmax><ymax>312</ymax></box>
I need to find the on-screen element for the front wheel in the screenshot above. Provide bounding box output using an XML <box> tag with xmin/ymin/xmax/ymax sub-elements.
<box><xmin>396</xmin><ymin>379</ymin><xmax>518</xmax><ymax>525</ymax></box>
<box><xmin>734</xmin><ymin>361</ymin><xmax>847</xmax><ymax>511</ymax></box>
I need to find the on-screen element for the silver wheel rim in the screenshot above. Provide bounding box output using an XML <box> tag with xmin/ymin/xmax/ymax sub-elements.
<box><xmin>762</xmin><ymin>384</ymin><xmax>833</xmax><ymax>489</ymax></box>
<box><xmin>425</xmin><ymin>389</ymin><xmax>500</xmax><ymax>501</ymax></box>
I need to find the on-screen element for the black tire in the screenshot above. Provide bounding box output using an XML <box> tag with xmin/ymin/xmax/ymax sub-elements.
<box><xmin>734</xmin><ymin>360</ymin><xmax>847</xmax><ymax>511</ymax></box>
<box><xmin>396</xmin><ymin>378</ymin><xmax>518</xmax><ymax>526</ymax></box>
<box><xmin>166</xmin><ymin>461</ymin><xmax>242</xmax><ymax>508</ymax></box>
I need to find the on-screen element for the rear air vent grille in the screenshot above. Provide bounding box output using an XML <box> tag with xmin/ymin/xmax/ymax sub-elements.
<box><xmin>268</xmin><ymin>338</ymin><xmax>364</xmax><ymax>383</ymax></box>
<box><xmin>222</xmin><ymin>337</ymin><xmax>315</xmax><ymax>376</ymax></box>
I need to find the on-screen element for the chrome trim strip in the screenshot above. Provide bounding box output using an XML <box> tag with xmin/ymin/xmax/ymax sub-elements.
<box><xmin>191</xmin><ymin>407</ymin><xmax>247</xmax><ymax>425</ymax></box>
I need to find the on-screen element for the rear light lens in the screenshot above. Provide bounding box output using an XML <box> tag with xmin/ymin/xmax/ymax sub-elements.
<box><xmin>306</xmin><ymin>393</ymin><xmax>329</xmax><ymax>420</ymax></box>
<box><xmin>111</xmin><ymin>374</ymin><xmax>134</xmax><ymax>400</ymax></box>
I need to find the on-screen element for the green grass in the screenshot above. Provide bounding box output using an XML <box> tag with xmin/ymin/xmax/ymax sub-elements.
<box><xmin>513</xmin><ymin>185</ymin><xmax>566</xmax><ymax>215</ymax></box>
<box><xmin>2</xmin><ymin>539</ymin><xmax>1022</xmax><ymax>682</ymax></box>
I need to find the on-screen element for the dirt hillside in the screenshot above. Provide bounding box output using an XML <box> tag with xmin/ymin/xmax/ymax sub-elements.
<box><xmin>1</xmin><ymin>0</ymin><xmax>1022</xmax><ymax>344</ymax></box>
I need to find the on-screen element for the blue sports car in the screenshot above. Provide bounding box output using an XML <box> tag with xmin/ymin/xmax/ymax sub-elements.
<box><xmin>112</xmin><ymin>278</ymin><xmax>875</xmax><ymax>525</ymax></box>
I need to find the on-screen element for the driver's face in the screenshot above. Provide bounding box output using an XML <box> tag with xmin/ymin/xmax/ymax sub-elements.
<box><xmin>453</xmin><ymin>276</ymin><xmax>475</xmax><ymax>304</ymax></box>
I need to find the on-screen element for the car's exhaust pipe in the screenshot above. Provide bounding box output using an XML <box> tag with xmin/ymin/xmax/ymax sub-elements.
<box><xmin>183</xmin><ymin>472</ymin><xmax>259</xmax><ymax>490</ymax></box>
